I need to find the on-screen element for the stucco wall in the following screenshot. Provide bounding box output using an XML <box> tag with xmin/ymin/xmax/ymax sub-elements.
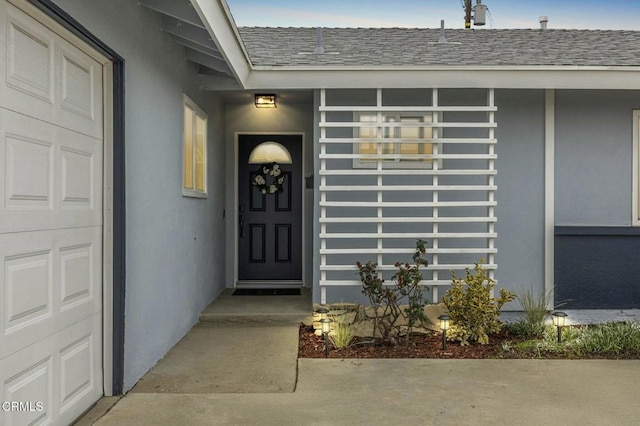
<box><xmin>494</xmin><ymin>90</ymin><xmax>545</xmax><ymax>306</ymax></box>
<box><xmin>555</xmin><ymin>90</ymin><xmax>640</xmax><ymax>225</ymax></box>
<box><xmin>224</xmin><ymin>99</ymin><xmax>315</xmax><ymax>288</ymax></box>
<box><xmin>52</xmin><ymin>0</ymin><xmax>227</xmax><ymax>391</ymax></box>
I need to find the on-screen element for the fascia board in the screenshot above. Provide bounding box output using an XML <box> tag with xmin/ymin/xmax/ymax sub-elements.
<box><xmin>190</xmin><ymin>0</ymin><xmax>252</xmax><ymax>87</ymax></box>
<box><xmin>243</xmin><ymin>67</ymin><xmax>640</xmax><ymax>90</ymax></box>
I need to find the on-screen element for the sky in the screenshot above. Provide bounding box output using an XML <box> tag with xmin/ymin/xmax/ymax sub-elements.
<box><xmin>226</xmin><ymin>0</ymin><xmax>640</xmax><ymax>30</ymax></box>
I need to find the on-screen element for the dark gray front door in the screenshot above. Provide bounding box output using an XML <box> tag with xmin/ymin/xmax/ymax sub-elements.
<box><xmin>238</xmin><ymin>135</ymin><xmax>302</xmax><ymax>282</ymax></box>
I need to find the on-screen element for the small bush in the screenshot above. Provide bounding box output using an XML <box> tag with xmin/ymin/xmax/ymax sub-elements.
<box><xmin>506</xmin><ymin>320</ymin><xmax>547</xmax><ymax>339</ymax></box>
<box><xmin>503</xmin><ymin>322</ymin><xmax>640</xmax><ymax>358</ymax></box>
<box><xmin>357</xmin><ymin>240</ymin><xmax>429</xmax><ymax>346</ymax></box>
<box><xmin>328</xmin><ymin>310</ymin><xmax>363</xmax><ymax>350</ymax></box>
<box><xmin>442</xmin><ymin>261</ymin><xmax>516</xmax><ymax>345</ymax></box>
<box><xmin>575</xmin><ymin>322</ymin><xmax>640</xmax><ymax>356</ymax></box>
<box><xmin>517</xmin><ymin>286</ymin><xmax>553</xmax><ymax>325</ymax></box>
<box><xmin>529</xmin><ymin>325</ymin><xmax>578</xmax><ymax>356</ymax></box>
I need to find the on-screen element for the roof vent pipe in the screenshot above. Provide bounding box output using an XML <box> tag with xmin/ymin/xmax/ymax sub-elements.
<box><xmin>314</xmin><ymin>27</ymin><xmax>325</xmax><ymax>54</ymax></box>
<box><xmin>438</xmin><ymin>20</ymin><xmax>448</xmax><ymax>43</ymax></box>
<box><xmin>539</xmin><ymin>16</ymin><xmax>548</xmax><ymax>30</ymax></box>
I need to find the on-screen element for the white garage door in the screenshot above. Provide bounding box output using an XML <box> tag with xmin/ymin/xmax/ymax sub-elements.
<box><xmin>0</xmin><ymin>1</ymin><xmax>106</xmax><ymax>424</ymax></box>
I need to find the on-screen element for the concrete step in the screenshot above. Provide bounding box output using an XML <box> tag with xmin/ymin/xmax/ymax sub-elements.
<box><xmin>199</xmin><ymin>288</ymin><xmax>313</xmax><ymax>325</ymax></box>
<box><xmin>199</xmin><ymin>311</ymin><xmax>312</xmax><ymax>325</ymax></box>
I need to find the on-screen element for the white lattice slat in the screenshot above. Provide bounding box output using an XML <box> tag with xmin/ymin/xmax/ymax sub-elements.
<box><xmin>319</xmin><ymin>201</ymin><xmax>496</xmax><ymax>208</ymax></box>
<box><xmin>319</xmin><ymin>153</ymin><xmax>497</xmax><ymax>160</ymax></box>
<box><xmin>319</xmin><ymin>185</ymin><xmax>497</xmax><ymax>191</ymax></box>
<box><xmin>319</xmin><ymin>121</ymin><xmax>497</xmax><ymax>129</ymax></box>
<box><xmin>319</xmin><ymin>106</ymin><xmax>497</xmax><ymax>112</ymax></box>
<box><xmin>319</xmin><ymin>169</ymin><xmax>496</xmax><ymax>176</ymax></box>
<box><xmin>319</xmin><ymin>137</ymin><xmax>496</xmax><ymax>144</ymax></box>
<box><xmin>319</xmin><ymin>232</ymin><xmax>496</xmax><ymax>239</ymax></box>
<box><xmin>319</xmin><ymin>217</ymin><xmax>496</xmax><ymax>223</ymax></box>
<box><xmin>320</xmin><ymin>264</ymin><xmax>497</xmax><ymax>271</ymax></box>
<box><xmin>321</xmin><ymin>248</ymin><xmax>498</xmax><ymax>255</ymax></box>
<box><xmin>319</xmin><ymin>279</ymin><xmax>498</xmax><ymax>287</ymax></box>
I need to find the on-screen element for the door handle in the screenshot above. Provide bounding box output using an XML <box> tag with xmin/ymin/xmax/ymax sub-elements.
<box><xmin>239</xmin><ymin>204</ymin><xmax>245</xmax><ymax>238</ymax></box>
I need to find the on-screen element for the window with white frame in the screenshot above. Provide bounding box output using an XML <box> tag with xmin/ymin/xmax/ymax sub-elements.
<box><xmin>183</xmin><ymin>95</ymin><xmax>207</xmax><ymax>198</ymax></box>
<box><xmin>353</xmin><ymin>112</ymin><xmax>434</xmax><ymax>168</ymax></box>
<box><xmin>633</xmin><ymin>111</ymin><xmax>640</xmax><ymax>225</ymax></box>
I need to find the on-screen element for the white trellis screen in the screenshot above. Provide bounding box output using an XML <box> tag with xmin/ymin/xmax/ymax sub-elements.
<box><xmin>318</xmin><ymin>88</ymin><xmax>497</xmax><ymax>304</ymax></box>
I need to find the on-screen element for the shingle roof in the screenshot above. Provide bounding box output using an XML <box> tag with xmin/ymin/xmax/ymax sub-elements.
<box><xmin>237</xmin><ymin>27</ymin><xmax>640</xmax><ymax>68</ymax></box>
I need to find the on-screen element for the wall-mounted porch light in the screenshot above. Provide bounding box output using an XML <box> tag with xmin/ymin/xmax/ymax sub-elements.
<box><xmin>552</xmin><ymin>311</ymin><xmax>568</xmax><ymax>343</ymax></box>
<box><xmin>255</xmin><ymin>94</ymin><xmax>276</xmax><ymax>108</ymax></box>
<box><xmin>438</xmin><ymin>314</ymin><xmax>451</xmax><ymax>350</ymax></box>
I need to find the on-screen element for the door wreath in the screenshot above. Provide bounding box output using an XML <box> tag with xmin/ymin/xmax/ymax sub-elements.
<box><xmin>252</xmin><ymin>162</ymin><xmax>285</xmax><ymax>194</ymax></box>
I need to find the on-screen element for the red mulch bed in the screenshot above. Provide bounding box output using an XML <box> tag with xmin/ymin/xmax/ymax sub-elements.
<box><xmin>299</xmin><ymin>324</ymin><xmax>640</xmax><ymax>359</ymax></box>
<box><xmin>298</xmin><ymin>324</ymin><xmax>520</xmax><ymax>359</ymax></box>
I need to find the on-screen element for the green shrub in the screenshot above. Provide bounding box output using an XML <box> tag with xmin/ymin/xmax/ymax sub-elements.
<box><xmin>505</xmin><ymin>322</ymin><xmax>640</xmax><ymax>358</ymax></box>
<box><xmin>516</xmin><ymin>286</ymin><xmax>553</xmax><ymax>325</ymax></box>
<box><xmin>575</xmin><ymin>322</ymin><xmax>640</xmax><ymax>356</ymax></box>
<box><xmin>506</xmin><ymin>320</ymin><xmax>547</xmax><ymax>339</ymax></box>
<box><xmin>513</xmin><ymin>325</ymin><xmax>581</xmax><ymax>358</ymax></box>
<box><xmin>328</xmin><ymin>309</ymin><xmax>363</xmax><ymax>350</ymax></box>
<box><xmin>442</xmin><ymin>261</ymin><xmax>516</xmax><ymax>345</ymax></box>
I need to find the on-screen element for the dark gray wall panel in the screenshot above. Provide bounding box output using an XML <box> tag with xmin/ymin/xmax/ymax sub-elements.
<box><xmin>555</xmin><ymin>227</ymin><xmax>640</xmax><ymax>308</ymax></box>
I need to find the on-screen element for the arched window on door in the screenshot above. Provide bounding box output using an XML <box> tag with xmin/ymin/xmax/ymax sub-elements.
<box><xmin>248</xmin><ymin>141</ymin><xmax>292</xmax><ymax>164</ymax></box>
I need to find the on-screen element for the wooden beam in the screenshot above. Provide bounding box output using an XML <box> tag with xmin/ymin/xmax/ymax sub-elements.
<box><xmin>190</xmin><ymin>0</ymin><xmax>252</xmax><ymax>87</ymax></box>
<box><xmin>172</xmin><ymin>34</ymin><xmax>222</xmax><ymax>59</ymax></box>
<box><xmin>161</xmin><ymin>15</ymin><xmax>221</xmax><ymax>56</ymax></box>
<box><xmin>185</xmin><ymin>49</ymin><xmax>231</xmax><ymax>75</ymax></box>
<box><xmin>139</xmin><ymin>0</ymin><xmax>204</xmax><ymax>28</ymax></box>
<box><xmin>197</xmin><ymin>72</ymin><xmax>242</xmax><ymax>91</ymax></box>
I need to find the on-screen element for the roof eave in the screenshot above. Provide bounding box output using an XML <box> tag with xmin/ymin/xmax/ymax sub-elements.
<box><xmin>252</xmin><ymin>65</ymin><xmax>640</xmax><ymax>72</ymax></box>
<box><xmin>190</xmin><ymin>0</ymin><xmax>253</xmax><ymax>87</ymax></box>
<box><xmin>240</xmin><ymin>66</ymin><xmax>640</xmax><ymax>90</ymax></box>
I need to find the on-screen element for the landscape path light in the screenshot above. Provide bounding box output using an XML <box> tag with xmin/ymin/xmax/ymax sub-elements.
<box><xmin>320</xmin><ymin>318</ymin><xmax>333</xmax><ymax>358</ymax></box>
<box><xmin>552</xmin><ymin>311</ymin><xmax>568</xmax><ymax>343</ymax></box>
<box><xmin>438</xmin><ymin>314</ymin><xmax>451</xmax><ymax>350</ymax></box>
<box><xmin>315</xmin><ymin>307</ymin><xmax>329</xmax><ymax>321</ymax></box>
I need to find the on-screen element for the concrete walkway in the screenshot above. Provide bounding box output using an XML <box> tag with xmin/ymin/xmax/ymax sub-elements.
<box><xmin>129</xmin><ymin>323</ymin><xmax>299</xmax><ymax>394</ymax></box>
<box><xmin>85</xmin><ymin>293</ymin><xmax>640</xmax><ymax>425</ymax></box>
<box><xmin>95</xmin><ymin>358</ymin><xmax>640</xmax><ymax>425</ymax></box>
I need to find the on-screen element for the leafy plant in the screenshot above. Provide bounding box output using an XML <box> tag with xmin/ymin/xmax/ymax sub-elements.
<box><xmin>442</xmin><ymin>261</ymin><xmax>516</xmax><ymax>345</ymax></box>
<box><xmin>509</xmin><ymin>286</ymin><xmax>566</xmax><ymax>339</ymax></box>
<box><xmin>506</xmin><ymin>320</ymin><xmax>547</xmax><ymax>339</ymax></box>
<box><xmin>517</xmin><ymin>286</ymin><xmax>553</xmax><ymax>325</ymax></box>
<box><xmin>512</xmin><ymin>322</ymin><xmax>640</xmax><ymax>358</ymax></box>
<box><xmin>328</xmin><ymin>309</ymin><xmax>364</xmax><ymax>350</ymax></box>
<box><xmin>575</xmin><ymin>322</ymin><xmax>640</xmax><ymax>356</ymax></box>
<box><xmin>392</xmin><ymin>261</ymin><xmax>427</xmax><ymax>344</ymax></box>
<box><xmin>356</xmin><ymin>240</ymin><xmax>429</xmax><ymax>346</ymax></box>
<box><xmin>501</xmin><ymin>340</ymin><xmax>514</xmax><ymax>353</ymax></box>
<box><xmin>514</xmin><ymin>324</ymin><xmax>572</xmax><ymax>357</ymax></box>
